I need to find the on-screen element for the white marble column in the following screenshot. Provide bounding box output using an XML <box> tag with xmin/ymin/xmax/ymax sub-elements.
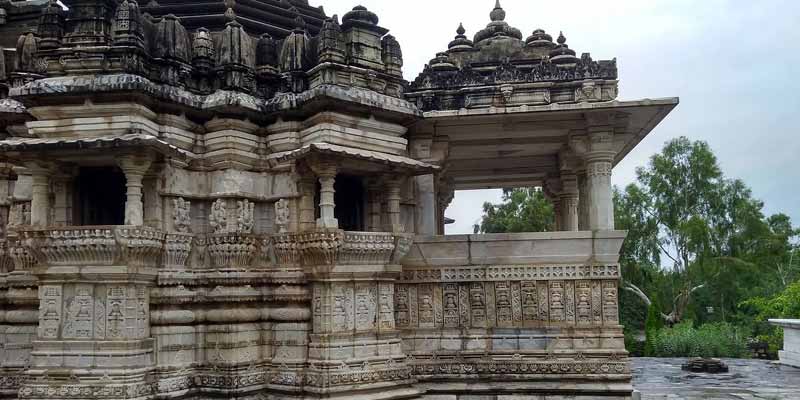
<box><xmin>560</xmin><ymin>174</ymin><xmax>580</xmax><ymax>232</ymax></box>
<box><xmin>118</xmin><ymin>155</ymin><xmax>153</xmax><ymax>226</ymax></box>
<box><xmin>586</xmin><ymin>151</ymin><xmax>615</xmax><ymax>230</ymax></box>
<box><xmin>384</xmin><ymin>178</ymin><xmax>404</xmax><ymax>233</ymax></box>
<box><xmin>315</xmin><ymin>164</ymin><xmax>338</xmax><ymax>229</ymax></box>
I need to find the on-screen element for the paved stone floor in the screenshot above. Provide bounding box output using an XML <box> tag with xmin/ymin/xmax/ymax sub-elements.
<box><xmin>633</xmin><ymin>358</ymin><xmax>800</xmax><ymax>399</ymax></box>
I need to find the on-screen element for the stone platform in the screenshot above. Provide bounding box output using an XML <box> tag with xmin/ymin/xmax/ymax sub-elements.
<box><xmin>632</xmin><ymin>358</ymin><xmax>800</xmax><ymax>399</ymax></box>
<box><xmin>770</xmin><ymin>319</ymin><xmax>800</xmax><ymax>368</ymax></box>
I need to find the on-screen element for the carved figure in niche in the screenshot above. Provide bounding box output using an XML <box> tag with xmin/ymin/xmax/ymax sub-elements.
<box><xmin>274</xmin><ymin>199</ymin><xmax>290</xmax><ymax>233</ymax></box>
<box><xmin>550</xmin><ymin>282</ymin><xmax>565</xmax><ymax>321</ymax></box>
<box><xmin>237</xmin><ymin>199</ymin><xmax>255</xmax><ymax>234</ymax></box>
<box><xmin>470</xmin><ymin>283</ymin><xmax>486</xmax><ymax>324</ymax></box>
<box><xmin>496</xmin><ymin>282</ymin><xmax>512</xmax><ymax>323</ymax></box>
<box><xmin>173</xmin><ymin>197</ymin><xmax>192</xmax><ymax>233</ymax></box>
<box><xmin>64</xmin><ymin>288</ymin><xmax>93</xmax><ymax>339</ymax></box>
<box><xmin>209</xmin><ymin>199</ymin><xmax>227</xmax><ymax>234</ymax></box>
<box><xmin>40</xmin><ymin>288</ymin><xmax>61</xmax><ymax>339</ymax></box>
<box><xmin>8</xmin><ymin>202</ymin><xmax>30</xmax><ymax>227</ymax></box>
<box><xmin>107</xmin><ymin>286</ymin><xmax>126</xmax><ymax>338</ymax></box>
<box><xmin>443</xmin><ymin>284</ymin><xmax>460</xmax><ymax>328</ymax></box>
<box><xmin>603</xmin><ymin>282</ymin><xmax>619</xmax><ymax>323</ymax></box>
<box><xmin>395</xmin><ymin>287</ymin><xmax>409</xmax><ymax>326</ymax></box>
<box><xmin>576</xmin><ymin>282</ymin><xmax>591</xmax><ymax>323</ymax></box>
<box><xmin>356</xmin><ymin>293</ymin><xmax>370</xmax><ymax>327</ymax></box>
<box><xmin>419</xmin><ymin>294</ymin><xmax>433</xmax><ymax>324</ymax></box>
<box><xmin>521</xmin><ymin>281</ymin><xmax>538</xmax><ymax>321</ymax></box>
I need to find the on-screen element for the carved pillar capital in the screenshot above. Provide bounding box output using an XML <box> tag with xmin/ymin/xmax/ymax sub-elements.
<box><xmin>315</xmin><ymin>162</ymin><xmax>338</xmax><ymax>229</ymax></box>
<box><xmin>117</xmin><ymin>154</ymin><xmax>154</xmax><ymax>226</ymax></box>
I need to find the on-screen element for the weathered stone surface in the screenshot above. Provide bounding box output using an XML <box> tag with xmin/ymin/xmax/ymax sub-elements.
<box><xmin>0</xmin><ymin>1</ymin><xmax>676</xmax><ymax>399</ymax></box>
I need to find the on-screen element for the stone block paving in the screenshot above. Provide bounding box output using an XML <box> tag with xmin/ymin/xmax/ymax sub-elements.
<box><xmin>633</xmin><ymin>358</ymin><xmax>800</xmax><ymax>399</ymax></box>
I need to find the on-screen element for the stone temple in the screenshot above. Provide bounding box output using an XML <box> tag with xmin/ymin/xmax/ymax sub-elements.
<box><xmin>0</xmin><ymin>0</ymin><xmax>677</xmax><ymax>399</ymax></box>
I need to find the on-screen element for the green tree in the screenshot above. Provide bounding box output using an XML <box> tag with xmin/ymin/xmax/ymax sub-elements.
<box><xmin>477</xmin><ymin>188</ymin><xmax>554</xmax><ymax>233</ymax></box>
<box><xmin>617</xmin><ymin>137</ymin><xmax>797</xmax><ymax>325</ymax></box>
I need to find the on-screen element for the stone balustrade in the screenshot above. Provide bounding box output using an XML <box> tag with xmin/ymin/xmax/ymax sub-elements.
<box><xmin>769</xmin><ymin>319</ymin><xmax>800</xmax><ymax>368</ymax></box>
<box><xmin>274</xmin><ymin>230</ymin><xmax>413</xmax><ymax>268</ymax></box>
<box><xmin>397</xmin><ymin>231</ymin><xmax>630</xmax><ymax>390</ymax></box>
<box><xmin>11</xmin><ymin>227</ymin><xmax>416</xmax><ymax>271</ymax></box>
<box><xmin>17</xmin><ymin>226</ymin><xmax>166</xmax><ymax>267</ymax></box>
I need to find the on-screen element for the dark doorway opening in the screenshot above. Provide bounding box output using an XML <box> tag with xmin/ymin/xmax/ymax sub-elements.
<box><xmin>73</xmin><ymin>167</ymin><xmax>126</xmax><ymax>226</ymax></box>
<box><xmin>334</xmin><ymin>175</ymin><xmax>365</xmax><ymax>231</ymax></box>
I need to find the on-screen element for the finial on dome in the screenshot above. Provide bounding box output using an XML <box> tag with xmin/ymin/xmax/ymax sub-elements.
<box><xmin>550</xmin><ymin>31</ymin><xmax>577</xmax><ymax>64</ymax></box>
<box><xmin>224</xmin><ymin>7</ymin><xmax>236</xmax><ymax>22</ymax></box>
<box><xmin>448</xmin><ymin>22</ymin><xmax>474</xmax><ymax>51</ymax></box>
<box><xmin>490</xmin><ymin>0</ymin><xmax>506</xmax><ymax>22</ymax></box>
<box><xmin>294</xmin><ymin>15</ymin><xmax>307</xmax><ymax>31</ymax></box>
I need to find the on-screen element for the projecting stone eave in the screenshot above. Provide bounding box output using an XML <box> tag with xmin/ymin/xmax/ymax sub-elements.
<box><xmin>8</xmin><ymin>74</ymin><xmax>422</xmax><ymax>125</ymax></box>
<box><xmin>420</xmin><ymin>97</ymin><xmax>679</xmax><ymax>167</ymax></box>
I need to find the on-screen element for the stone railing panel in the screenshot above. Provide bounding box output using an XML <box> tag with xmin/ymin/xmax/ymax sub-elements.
<box><xmin>163</xmin><ymin>233</ymin><xmax>194</xmax><ymax>269</ymax></box>
<box><xmin>206</xmin><ymin>234</ymin><xmax>260</xmax><ymax>269</ymax></box>
<box><xmin>339</xmin><ymin>231</ymin><xmax>396</xmax><ymax>265</ymax></box>
<box><xmin>18</xmin><ymin>226</ymin><xmax>166</xmax><ymax>268</ymax></box>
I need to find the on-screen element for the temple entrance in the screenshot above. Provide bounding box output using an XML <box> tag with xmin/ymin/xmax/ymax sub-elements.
<box><xmin>333</xmin><ymin>175</ymin><xmax>365</xmax><ymax>231</ymax></box>
<box><xmin>73</xmin><ymin>166</ymin><xmax>126</xmax><ymax>226</ymax></box>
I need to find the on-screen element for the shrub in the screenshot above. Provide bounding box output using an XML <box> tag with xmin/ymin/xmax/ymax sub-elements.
<box><xmin>652</xmin><ymin>321</ymin><xmax>750</xmax><ymax>358</ymax></box>
<box><xmin>625</xmin><ymin>331</ymin><xmax>645</xmax><ymax>357</ymax></box>
<box><xmin>740</xmin><ymin>281</ymin><xmax>800</xmax><ymax>353</ymax></box>
<box><xmin>643</xmin><ymin>302</ymin><xmax>664</xmax><ymax>356</ymax></box>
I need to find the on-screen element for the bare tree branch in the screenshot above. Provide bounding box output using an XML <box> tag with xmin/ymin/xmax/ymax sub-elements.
<box><xmin>622</xmin><ymin>282</ymin><xmax>672</xmax><ymax>322</ymax></box>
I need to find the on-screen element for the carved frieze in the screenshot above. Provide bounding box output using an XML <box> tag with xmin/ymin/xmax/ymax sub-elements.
<box><xmin>394</xmin><ymin>268</ymin><xmax>620</xmax><ymax>329</ymax></box>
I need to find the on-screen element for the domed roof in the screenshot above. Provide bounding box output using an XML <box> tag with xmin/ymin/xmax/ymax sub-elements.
<box><xmin>473</xmin><ymin>0</ymin><xmax>523</xmax><ymax>45</ymax></box>
<box><xmin>342</xmin><ymin>5</ymin><xmax>379</xmax><ymax>26</ymax></box>
<box><xmin>448</xmin><ymin>23</ymin><xmax>474</xmax><ymax>52</ymax></box>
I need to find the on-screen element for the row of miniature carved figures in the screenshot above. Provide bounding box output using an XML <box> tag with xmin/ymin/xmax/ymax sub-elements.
<box><xmin>1</xmin><ymin>224</ymin><xmax>410</xmax><ymax>273</ymax></box>
<box><xmin>11</xmin><ymin>1</ymin><xmax>403</xmax><ymax>95</ymax></box>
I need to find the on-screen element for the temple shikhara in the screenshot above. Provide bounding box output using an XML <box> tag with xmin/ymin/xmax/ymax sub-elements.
<box><xmin>0</xmin><ymin>0</ymin><xmax>677</xmax><ymax>398</ymax></box>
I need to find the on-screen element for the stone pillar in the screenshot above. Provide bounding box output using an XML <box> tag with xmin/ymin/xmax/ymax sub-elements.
<box><xmin>415</xmin><ymin>175</ymin><xmax>436</xmax><ymax>235</ymax></box>
<box><xmin>436</xmin><ymin>178</ymin><xmax>454</xmax><ymax>235</ymax></box>
<box><xmin>299</xmin><ymin>176</ymin><xmax>317</xmax><ymax>232</ymax></box>
<box><xmin>384</xmin><ymin>177</ymin><xmax>404</xmax><ymax>233</ymax></box>
<box><xmin>27</xmin><ymin>163</ymin><xmax>53</xmax><ymax>227</ymax></box>
<box><xmin>551</xmin><ymin>197</ymin><xmax>562</xmax><ymax>231</ymax></box>
<box><xmin>143</xmin><ymin>166</ymin><xmax>163</xmax><ymax>229</ymax></box>
<box><xmin>367</xmin><ymin>179</ymin><xmax>383</xmax><ymax>232</ymax></box>
<box><xmin>577</xmin><ymin>171</ymin><xmax>589</xmax><ymax>231</ymax></box>
<box><xmin>118</xmin><ymin>154</ymin><xmax>153</xmax><ymax>226</ymax></box>
<box><xmin>315</xmin><ymin>163</ymin><xmax>338</xmax><ymax>229</ymax></box>
<box><xmin>0</xmin><ymin>165</ymin><xmax>14</xmax><ymax>235</ymax></box>
<box><xmin>586</xmin><ymin>152</ymin><xmax>614</xmax><ymax>230</ymax></box>
<box><xmin>560</xmin><ymin>174</ymin><xmax>580</xmax><ymax>232</ymax></box>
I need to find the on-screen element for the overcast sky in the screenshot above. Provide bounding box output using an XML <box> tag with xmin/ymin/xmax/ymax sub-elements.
<box><xmin>320</xmin><ymin>0</ymin><xmax>800</xmax><ymax>234</ymax></box>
